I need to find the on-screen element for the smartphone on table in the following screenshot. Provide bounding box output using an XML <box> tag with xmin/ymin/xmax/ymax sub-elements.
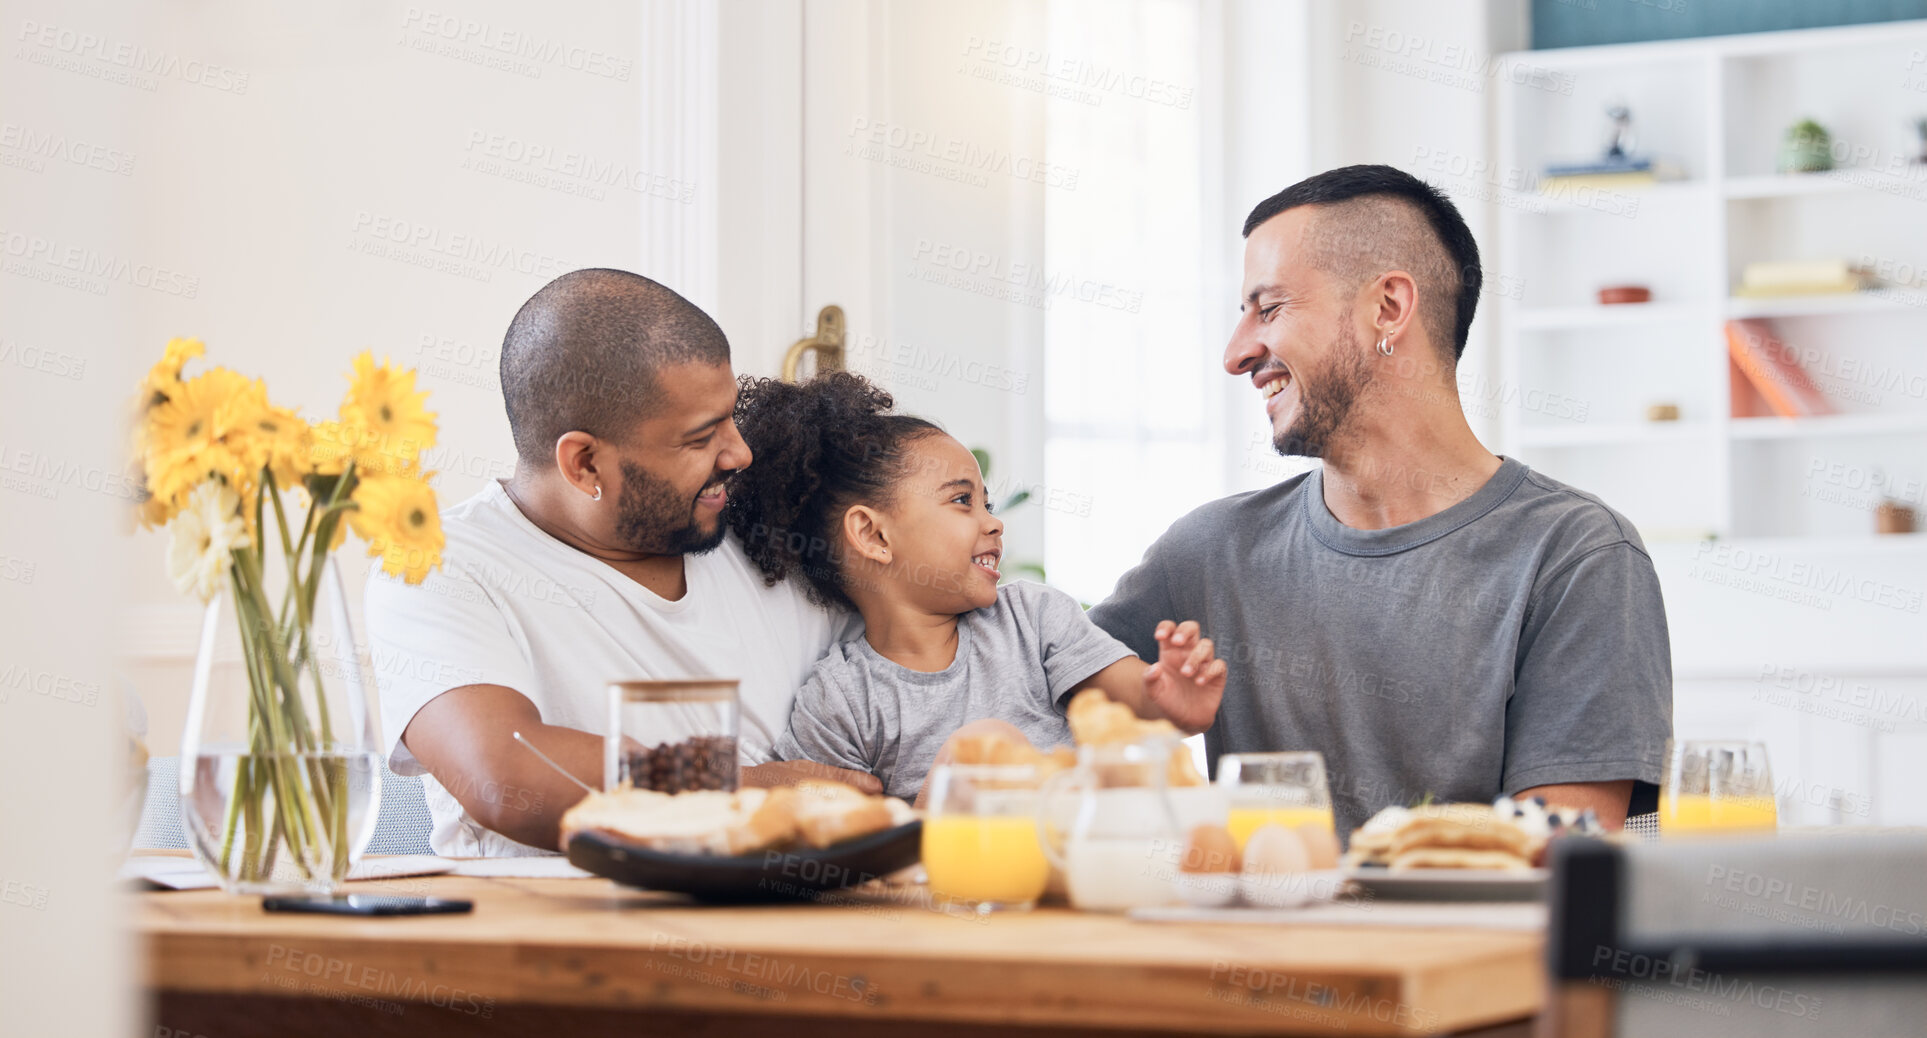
<box><xmin>261</xmin><ymin>895</ymin><xmax>473</xmax><ymax>916</ymax></box>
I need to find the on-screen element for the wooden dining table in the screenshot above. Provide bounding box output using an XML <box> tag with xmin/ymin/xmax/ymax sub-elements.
<box><xmin>138</xmin><ymin>860</ymin><xmax>1546</xmax><ymax>1037</ymax></box>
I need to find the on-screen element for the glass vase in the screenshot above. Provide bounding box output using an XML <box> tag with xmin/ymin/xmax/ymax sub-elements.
<box><xmin>179</xmin><ymin>556</ymin><xmax>383</xmax><ymax>895</ymax></box>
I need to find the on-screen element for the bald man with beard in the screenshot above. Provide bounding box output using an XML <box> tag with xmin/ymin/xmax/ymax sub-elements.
<box><xmin>1089</xmin><ymin>165</ymin><xmax>1674</xmax><ymax>839</ymax></box>
<box><xmin>365</xmin><ymin>269</ymin><xmax>875</xmax><ymax>856</ymax></box>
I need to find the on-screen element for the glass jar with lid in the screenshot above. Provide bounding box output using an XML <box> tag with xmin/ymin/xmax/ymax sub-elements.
<box><xmin>605</xmin><ymin>678</ymin><xmax>740</xmax><ymax>793</ymax></box>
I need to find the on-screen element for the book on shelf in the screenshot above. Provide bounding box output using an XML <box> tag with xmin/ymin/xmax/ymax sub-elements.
<box><xmin>1539</xmin><ymin>156</ymin><xmax>1683</xmax><ymax>194</ymax></box>
<box><xmin>1545</xmin><ymin>157</ymin><xmax>1651</xmax><ymax>177</ymax></box>
<box><xmin>1733</xmin><ymin>259</ymin><xmax>1866</xmax><ymax>298</ymax></box>
<box><xmin>1724</xmin><ymin>318</ymin><xmax>1834</xmax><ymax>418</ymax></box>
<box><xmin>1542</xmin><ymin>171</ymin><xmax>1657</xmax><ymax>192</ymax></box>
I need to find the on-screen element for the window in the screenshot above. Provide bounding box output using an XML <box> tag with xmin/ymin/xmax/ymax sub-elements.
<box><xmin>1039</xmin><ymin>0</ymin><xmax>1216</xmax><ymax>604</ymax></box>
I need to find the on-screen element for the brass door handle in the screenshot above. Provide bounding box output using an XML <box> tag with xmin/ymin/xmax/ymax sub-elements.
<box><xmin>782</xmin><ymin>305</ymin><xmax>846</xmax><ymax>382</ymax></box>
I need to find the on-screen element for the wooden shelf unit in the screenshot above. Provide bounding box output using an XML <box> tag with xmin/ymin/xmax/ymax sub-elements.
<box><xmin>1495</xmin><ymin>20</ymin><xmax>1927</xmax><ymax>545</ymax></box>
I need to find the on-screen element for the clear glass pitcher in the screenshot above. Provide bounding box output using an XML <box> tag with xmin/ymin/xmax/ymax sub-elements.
<box><xmin>1035</xmin><ymin>738</ymin><xmax>1197</xmax><ymax>912</ymax></box>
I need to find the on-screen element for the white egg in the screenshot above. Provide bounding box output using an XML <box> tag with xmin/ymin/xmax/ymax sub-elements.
<box><xmin>1241</xmin><ymin>824</ymin><xmax>1311</xmax><ymax>876</ymax></box>
<box><xmin>1296</xmin><ymin>822</ymin><xmax>1341</xmax><ymax>870</ymax></box>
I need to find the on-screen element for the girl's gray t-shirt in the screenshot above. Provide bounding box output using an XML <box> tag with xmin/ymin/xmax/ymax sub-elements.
<box><xmin>772</xmin><ymin>580</ymin><xmax>1134</xmax><ymax>799</ymax></box>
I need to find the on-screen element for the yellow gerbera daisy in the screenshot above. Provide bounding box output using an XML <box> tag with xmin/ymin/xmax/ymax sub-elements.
<box><xmin>142</xmin><ymin>367</ymin><xmax>267</xmax><ymax>506</ymax></box>
<box><xmin>240</xmin><ymin>405</ymin><xmax>314</xmax><ymax>489</ymax></box>
<box><xmin>340</xmin><ymin>352</ymin><xmax>436</xmax><ymax>464</ymax></box>
<box><xmin>308</xmin><ymin>420</ymin><xmax>357</xmax><ymax>477</ymax></box>
<box><xmin>136</xmin><ymin>483</ymin><xmax>176</xmax><ymax>529</ymax></box>
<box><xmin>309</xmin><ymin>418</ymin><xmax>418</xmax><ymax>480</ymax></box>
<box><xmin>349</xmin><ymin>473</ymin><xmax>443</xmax><ymax>584</ymax></box>
<box><xmin>138</xmin><ymin>337</ymin><xmax>205</xmax><ymax>410</ymax></box>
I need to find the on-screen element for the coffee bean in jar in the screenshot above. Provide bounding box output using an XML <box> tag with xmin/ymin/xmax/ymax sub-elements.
<box><xmin>624</xmin><ymin>735</ymin><xmax>738</xmax><ymax>793</ymax></box>
<box><xmin>607</xmin><ymin>679</ymin><xmax>740</xmax><ymax>792</ymax></box>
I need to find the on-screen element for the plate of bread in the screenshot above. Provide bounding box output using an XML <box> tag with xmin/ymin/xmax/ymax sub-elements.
<box><xmin>1339</xmin><ymin>796</ymin><xmax>1604</xmax><ymax>900</ymax></box>
<box><xmin>562</xmin><ymin>780</ymin><xmax>920</xmax><ymax>902</ymax></box>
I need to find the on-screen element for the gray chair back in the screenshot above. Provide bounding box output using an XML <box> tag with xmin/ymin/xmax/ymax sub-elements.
<box><xmin>1545</xmin><ymin>833</ymin><xmax>1927</xmax><ymax>1036</ymax></box>
<box><xmin>135</xmin><ymin>755</ymin><xmax>434</xmax><ymax>857</ymax></box>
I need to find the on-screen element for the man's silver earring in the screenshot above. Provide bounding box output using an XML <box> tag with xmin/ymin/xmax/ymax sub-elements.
<box><xmin>1376</xmin><ymin>336</ymin><xmax>1394</xmax><ymax>357</ymax></box>
<box><xmin>591</xmin><ymin>485</ymin><xmax>602</xmax><ymax>502</ymax></box>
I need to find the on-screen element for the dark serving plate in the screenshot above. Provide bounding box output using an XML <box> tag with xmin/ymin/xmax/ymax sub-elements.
<box><xmin>1342</xmin><ymin>865</ymin><xmax>1549</xmax><ymax>901</ymax></box>
<box><xmin>566</xmin><ymin>820</ymin><xmax>923</xmax><ymax>903</ymax></box>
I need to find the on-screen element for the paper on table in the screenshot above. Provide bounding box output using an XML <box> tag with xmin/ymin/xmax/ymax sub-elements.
<box><xmin>445</xmin><ymin>855</ymin><xmax>592</xmax><ymax>879</ymax></box>
<box><xmin>121</xmin><ymin>854</ymin><xmax>456</xmax><ymax>891</ymax></box>
<box><xmin>1130</xmin><ymin>901</ymin><xmax>1546</xmax><ymax>931</ymax></box>
<box><xmin>121</xmin><ymin>857</ymin><xmax>221</xmax><ymax>891</ymax></box>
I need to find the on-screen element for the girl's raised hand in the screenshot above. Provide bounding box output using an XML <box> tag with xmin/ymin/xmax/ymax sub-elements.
<box><xmin>1143</xmin><ymin>619</ymin><xmax>1225</xmax><ymax>734</ymax></box>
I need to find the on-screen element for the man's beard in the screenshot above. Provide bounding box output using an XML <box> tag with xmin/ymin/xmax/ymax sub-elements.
<box><xmin>1273</xmin><ymin>332</ymin><xmax>1376</xmax><ymax>459</ymax></box>
<box><xmin>613</xmin><ymin>459</ymin><xmax>727</xmax><ymax>556</ymax></box>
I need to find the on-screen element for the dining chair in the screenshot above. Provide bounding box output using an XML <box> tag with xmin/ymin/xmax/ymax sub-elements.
<box><xmin>134</xmin><ymin>755</ymin><xmax>434</xmax><ymax>856</ymax></box>
<box><xmin>1543</xmin><ymin>831</ymin><xmax>1927</xmax><ymax>1037</ymax></box>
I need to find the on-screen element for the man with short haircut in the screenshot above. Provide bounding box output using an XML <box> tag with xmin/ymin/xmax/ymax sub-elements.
<box><xmin>1090</xmin><ymin>165</ymin><xmax>1672</xmax><ymax>836</ymax></box>
<box><xmin>367</xmin><ymin>269</ymin><xmax>870</xmax><ymax>856</ymax></box>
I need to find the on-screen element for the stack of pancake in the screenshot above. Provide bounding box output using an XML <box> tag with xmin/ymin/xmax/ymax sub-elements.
<box><xmin>1344</xmin><ymin>797</ymin><xmax>1602</xmax><ymax>871</ymax></box>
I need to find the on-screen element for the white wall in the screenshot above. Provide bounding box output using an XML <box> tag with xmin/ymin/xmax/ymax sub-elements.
<box><xmin>85</xmin><ymin>2</ymin><xmax>799</xmax><ymax>757</ymax></box>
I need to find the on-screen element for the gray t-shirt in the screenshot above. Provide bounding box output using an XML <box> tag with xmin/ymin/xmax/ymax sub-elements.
<box><xmin>1088</xmin><ymin>457</ymin><xmax>1672</xmax><ymax>838</ymax></box>
<box><xmin>773</xmin><ymin>580</ymin><xmax>1134</xmax><ymax>799</ymax></box>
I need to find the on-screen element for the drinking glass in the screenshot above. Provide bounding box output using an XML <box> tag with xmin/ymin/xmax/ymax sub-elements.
<box><xmin>1660</xmin><ymin>740</ymin><xmax>1777</xmax><ymax>834</ymax></box>
<box><xmin>1217</xmin><ymin>751</ymin><xmax>1335</xmax><ymax>850</ymax></box>
<box><xmin>922</xmin><ymin>763</ymin><xmax>1050</xmax><ymax>913</ymax></box>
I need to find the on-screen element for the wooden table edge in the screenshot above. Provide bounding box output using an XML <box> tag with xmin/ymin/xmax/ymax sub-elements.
<box><xmin>139</xmin><ymin>873</ymin><xmax>1545</xmax><ymax>1036</ymax></box>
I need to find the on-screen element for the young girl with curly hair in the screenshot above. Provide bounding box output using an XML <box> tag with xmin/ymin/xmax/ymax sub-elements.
<box><xmin>726</xmin><ymin>371</ymin><xmax>1225</xmax><ymax>801</ymax></box>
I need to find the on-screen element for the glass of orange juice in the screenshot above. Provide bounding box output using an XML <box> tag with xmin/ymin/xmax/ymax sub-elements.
<box><xmin>1217</xmin><ymin>752</ymin><xmax>1335</xmax><ymax>850</ymax></box>
<box><xmin>1660</xmin><ymin>740</ymin><xmax>1778</xmax><ymax>835</ymax></box>
<box><xmin>922</xmin><ymin>764</ymin><xmax>1050</xmax><ymax>913</ymax></box>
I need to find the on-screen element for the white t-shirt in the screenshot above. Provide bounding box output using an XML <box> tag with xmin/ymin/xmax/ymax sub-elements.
<box><xmin>363</xmin><ymin>481</ymin><xmax>843</xmax><ymax>857</ymax></box>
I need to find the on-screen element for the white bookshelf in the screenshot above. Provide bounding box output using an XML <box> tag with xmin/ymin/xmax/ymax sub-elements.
<box><xmin>1493</xmin><ymin>22</ymin><xmax>1927</xmax><ymax>829</ymax></box>
<box><xmin>1494</xmin><ymin>19</ymin><xmax>1927</xmax><ymax>546</ymax></box>
<box><xmin>1725</xmin><ymin>290</ymin><xmax>1922</xmax><ymax>319</ymax></box>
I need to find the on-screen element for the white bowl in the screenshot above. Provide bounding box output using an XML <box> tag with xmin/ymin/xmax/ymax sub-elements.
<box><xmin>1239</xmin><ymin>868</ymin><xmax>1347</xmax><ymax>909</ymax></box>
<box><xmin>1173</xmin><ymin>871</ymin><xmax>1239</xmax><ymax>907</ymax></box>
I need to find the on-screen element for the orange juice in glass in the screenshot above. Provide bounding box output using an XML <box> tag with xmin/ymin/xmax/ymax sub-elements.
<box><xmin>1660</xmin><ymin>740</ymin><xmax>1778</xmax><ymax>835</ymax></box>
<box><xmin>1217</xmin><ymin>752</ymin><xmax>1336</xmax><ymax>850</ymax></box>
<box><xmin>922</xmin><ymin>764</ymin><xmax>1049</xmax><ymax>912</ymax></box>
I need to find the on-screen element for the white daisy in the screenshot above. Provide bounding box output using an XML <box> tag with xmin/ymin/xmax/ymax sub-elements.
<box><xmin>165</xmin><ymin>482</ymin><xmax>247</xmax><ymax>602</ymax></box>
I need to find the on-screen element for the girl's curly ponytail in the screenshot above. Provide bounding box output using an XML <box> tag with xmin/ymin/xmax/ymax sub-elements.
<box><xmin>725</xmin><ymin>371</ymin><xmax>940</xmax><ymax>608</ymax></box>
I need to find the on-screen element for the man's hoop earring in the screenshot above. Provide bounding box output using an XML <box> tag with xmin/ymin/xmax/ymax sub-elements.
<box><xmin>591</xmin><ymin>485</ymin><xmax>602</xmax><ymax>502</ymax></box>
<box><xmin>1376</xmin><ymin>336</ymin><xmax>1394</xmax><ymax>357</ymax></box>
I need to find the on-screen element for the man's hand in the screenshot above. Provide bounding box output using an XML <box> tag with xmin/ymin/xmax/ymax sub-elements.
<box><xmin>743</xmin><ymin>759</ymin><xmax>884</xmax><ymax>795</ymax></box>
<box><xmin>1144</xmin><ymin>620</ymin><xmax>1226</xmax><ymax>734</ymax></box>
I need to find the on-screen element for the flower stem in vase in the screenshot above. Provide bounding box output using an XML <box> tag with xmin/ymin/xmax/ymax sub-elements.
<box><xmin>230</xmin><ymin>546</ymin><xmax>331</xmax><ymax>883</ymax></box>
<box><xmin>241</xmin><ymin>757</ymin><xmax>265</xmax><ymax>881</ymax></box>
<box><xmin>217</xmin><ymin>749</ymin><xmax>246</xmax><ymax>873</ymax></box>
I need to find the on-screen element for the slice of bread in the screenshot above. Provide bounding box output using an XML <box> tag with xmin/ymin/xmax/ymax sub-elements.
<box><xmin>1063</xmin><ymin>689</ymin><xmax>1205</xmax><ymax>787</ymax></box>
<box><xmin>561</xmin><ymin>788</ymin><xmax>798</xmax><ymax>856</ymax></box>
<box><xmin>790</xmin><ymin>780</ymin><xmax>896</xmax><ymax>849</ymax></box>
<box><xmin>559</xmin><ymin>781</ymin><xmax>909</xmax><ymax>856</ymax></box>
<box><xmin>726</xmin><ymin>787</ymin><xmax>800</xmax><ymax>856</ymax></box>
